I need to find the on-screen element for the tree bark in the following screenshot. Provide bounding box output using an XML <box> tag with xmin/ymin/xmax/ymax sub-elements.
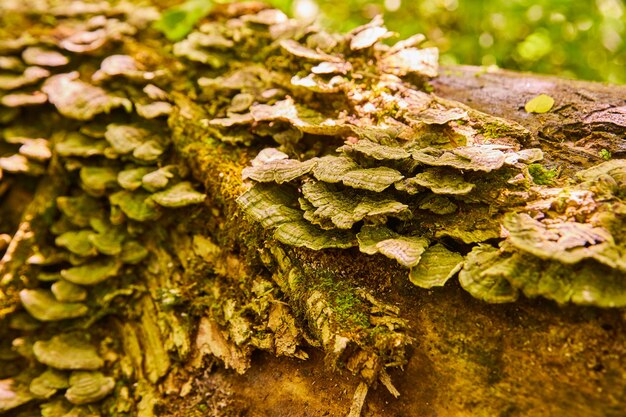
<box><xmin>1</xmin><ymin>3</ymin><xmax>626</xmax><ymax>417</ymax></box>
<box><xmin>433</xmin><ymin>65</ymin><xmax>626</xmax><ymax>172</ymax></box>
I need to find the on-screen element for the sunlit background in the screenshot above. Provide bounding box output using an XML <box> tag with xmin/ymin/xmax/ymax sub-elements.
<box><xmin>267</xmin><ymin>0</ymin><xmax>626</xmax><ymax>84</ymax></box>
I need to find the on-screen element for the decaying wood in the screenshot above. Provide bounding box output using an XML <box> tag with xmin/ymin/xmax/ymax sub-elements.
<box><xmin>1</xmin><ymin>2</ymin><xmax>626</xmax><ymax>417</ymax></box>
<box><xmin>434</xmin><ymin>66</ymin><xmax>626</xmax><ymax>173</ymax></box>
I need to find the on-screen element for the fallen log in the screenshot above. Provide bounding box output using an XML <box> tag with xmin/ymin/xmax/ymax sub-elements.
<box><xmin>1</xmin><ymin>2</ymin><xmax>625</xmax><ymax>417</ymax></box>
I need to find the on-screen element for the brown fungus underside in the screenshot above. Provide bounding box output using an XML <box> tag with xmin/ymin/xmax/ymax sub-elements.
<box><xmin>0</xmin><ymin>1</ymin><xmax>625</xmax><ymax>416</ymax></box>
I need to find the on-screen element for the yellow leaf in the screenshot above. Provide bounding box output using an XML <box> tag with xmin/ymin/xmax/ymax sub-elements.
<box><xmin>525</xmin><ymin>94</ymin><xmax>554</xmax><ymax>113</ymax></box>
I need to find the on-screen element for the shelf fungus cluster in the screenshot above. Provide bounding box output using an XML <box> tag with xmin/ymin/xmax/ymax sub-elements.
<box><xmin>159</xmin><ymin>3</ymin><xmax>626</xmax><ymax>405</ymax></box>
<box><xmin>1</xmin><ymin>1</ymin><xmax>206</xmax><ymax>414</ymax></box>
<box><xmin>167</xmin><ymin>6</ymin><xmax>448</xmax><ymax>391</ymax></box>
<box><xmin>1</xmin><ymin>1</ymin><xmax>626</xmax><ymax>416</ymax></box>
<box><xmin>215</xmin><ymin>13</ymin><xmax>626</xmax><ymax>308</ymax></box>
<box><xmin>26</xmin><ymin>332</ymin><xmax>115</xmax><ymax>407</ymax></box>
<box><xmin>0</xmin><ymin>42</ymin><xmax>54</xmax><ymax>238</ymax></box>
<box><xmin>459</xmin><ymin>159</ymin><xmax>626</xmax><ymax>306</ymax></box>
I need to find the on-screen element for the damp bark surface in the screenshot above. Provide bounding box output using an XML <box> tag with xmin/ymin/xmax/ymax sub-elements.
<box><xmin>1</xmin><ymin>2</ymin><xmax>626</xmax><ymax>417</ymax></box>
<box><xmin>433</xmin><ymin>66</ymin><xmax>626</xmax><ymax>173</ymax></box>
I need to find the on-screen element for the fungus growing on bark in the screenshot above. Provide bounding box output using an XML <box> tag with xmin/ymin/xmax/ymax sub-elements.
<box><xmin>29</xmin><ymin>368</ymin><xmax>69</xmax><ymax>399</ymax></box>
<box><xmin>43</xmin><ymin>73</ymin><xmax>132</xmax><ymax>120</ymax></box>
<box><xmin>19</xmin><ymin>290</ymin><xmax>89</xmax><ymax>322</ymax></box>
<box><xmin>32</xmin><ymin>334</ymin><xmax>102</xmax><ymax>371</ymax></box>
<box><xmin>0</xmin><ymin>378</ymin><xmax>34</xmax><ymax>412</ymax></box>
<box><xmin>2</xmin><ymin>3</ymin><xmax>626</xmax><ymax>416</ymax></box>
<box><xmin>150</xmin><ymin>181</ymin><xmax>206</xmax><ymax>207</ymax></box>
<box><xmin>409</xmin><ymin>244</ymin><xmax>464</xmax><ymax>288</ymax></box>
<box><xmin>61</xmin><ymin>258</ymin><xmax>121</xmax><ymax>286</ymax></box>
<box><xmin>65</xmin><ymin>371</ymin><xmax>115</xmax><ymax>405</ymax></box>
<box><xmin>51</xmin><ymin>280</ymin><xmax>88</xmax><ymax>303</ymax></box>
<box><xmin>231</xmin><ymin>12</ymin><xmax>626</xmax><ymax>311</ymax></box>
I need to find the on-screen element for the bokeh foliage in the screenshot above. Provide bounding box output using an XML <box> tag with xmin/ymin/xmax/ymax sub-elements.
<box><xmin>268</xmin><ymin>0</ymin><xmax>626</xmax><ymax>84</ymax></box>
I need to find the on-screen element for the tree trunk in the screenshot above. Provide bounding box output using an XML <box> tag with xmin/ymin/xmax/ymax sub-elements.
<box><xmin>1</xmin><ymin>3</ymin><xmax>625</xmax><ymax>417</ymax></box>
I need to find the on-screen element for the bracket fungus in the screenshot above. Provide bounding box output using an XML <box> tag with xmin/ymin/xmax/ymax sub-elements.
<box><xmin>1</xmin><ymin>4</ymin><xmax>211</xmax><ymax>410</ymax></box>
<box><xmin>33</xmin><ymin>333</ymin><xmax>104</xmax><ymax>370</ymax></box>
<box><xmin>61</xmin><ymin>258</ymin><xmax>122</xmax><ymax>286</ymax></box>
<box><xmin>29</xmin><ymin>369</ymin><xmax>69</xmax><ymax>399</ymax></box>
<box><xmin>117</xmin><ymin>166</ymin><xmax>155</xmax><ymax>191</ymax></box>
<box><xmin>55</xmin><ymin>132</ymin><xmax>108</xmax><ymax>158</ymax></box>
<box><xmin>458</xmin><ymin>245</ymin><xmax>519</xmax><ymax>303</ymax></box>
<box><xmin>22</xmin><ymin>47</ymin><xmax>69</xmax><ymax>68</ymax></box>
<box><xmin>302</xmin><ymin>181</ymin><xmax>410</xmax><ymax>229</ymax></box>
<box><xmin>228</xmin><ymin>12</ymin><xmax>626</xmax><ymax>311</ymax></box>
<box><xmin>55</xmin><ymin>230</ymin><xmax>98</xmax><ymax>257</ymax></box>
<box><xmin>1</xmin><ymin>91</ymin><xmax>48</xmax><ymax>108</ymax></box>
<box><xmin>80</xmin><ymin>166</ymin><xmax>119</xmax><ymax>196</ymax></box>
<box><xmin>141</xmin><ymin>165</ymin><xmax>177</xmax><ymax>192</ymax></box>
<box><xmin>0</xmin><ymin>378</ymin><xmax>34</xmax><ymax>412</ymax></box>
<box><xmin>2</xmin><ymin>3</ymin><xmax>626</xmax><ymax>416</ymax></box>
<box><xmin>409</xmin><ymin>244</ymin><xmax>464</xmax><ymax>288</ymax></box>
<box><xmin>19</xmin><ymin>289</ymin><xmax>89</xmax><ymax>322</ymax></box>
<box><xmin>51</xmin><ymin>280</ymin><xmax>88</xmax><ymax>303</ymax></box>
<box><xmin>43</xmin><ymin>73</ymin><xmax>133</xmax><ymax>120</ymax></box>
<box><xmin>64</xmin><ymin>371</ymin><xmax>115</xmax><ymax>405</ymax></box>
<box><xmin>109</xmin><ymin>190</ymin><xmax>161</xmax><ymax>222</ymax></box>
<box><xmin>0</xmin><ymin>66</ymin><xmax>50</xmax><ymax>91</ymax></box>
<box><xmin>150</xmin><ymin>181</ymin><xmax>206</xmax><ymax>207</ymax></box>
<box><xmin>357</xmin><ymin>226</ymin><xmax>429</xmax><ymax>268</ymax></box>
<box><xmin>408</xmin><ymin>168</ymin><xmax>475</xmax><ymax>195</ymax></box>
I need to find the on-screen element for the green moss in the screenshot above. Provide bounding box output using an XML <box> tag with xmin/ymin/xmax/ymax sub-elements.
<box><xmin>528</xmin><ymin>163</ymin><xmax>559</xmax><ymax>185</ymax></box>
<box><xmin>599</xmin><ymin>148</ymin><xmax>612</xmax><ymax>160</ymax></box>
<box><xmin>480</xmin><ymin>120</ymin><xmax>513</xmax><ymax>139</ymax></box>
<box><xmin>332</xmin><ymin>292</ymin><xmax>370</xmax><ymax>329</ymax></box>
<box><xmin>304</xmin><ymin>267</ymin><xmax>370</xmax><ymax>330</ymax></box>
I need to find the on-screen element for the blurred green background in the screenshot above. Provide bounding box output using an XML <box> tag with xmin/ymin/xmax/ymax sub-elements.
<box><xmin>267</xmin><ymin>0</ymin><xmax>626</xmax><ymax>84</ymax></box>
